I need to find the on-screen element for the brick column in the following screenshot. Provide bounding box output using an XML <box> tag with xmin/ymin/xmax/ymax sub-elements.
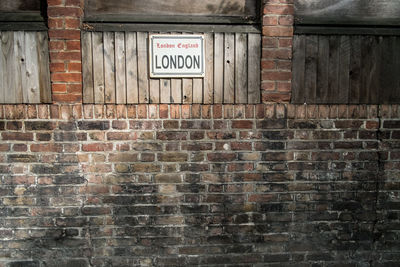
<box><xmin>47</xmin><ymin>0</ymin><xmax>84</xmax><ymax>103</ymax></box>
<box><xmin>261</xmin><ymin>0</ymin><xmax>294</xmax><ymax>103</ymax></box>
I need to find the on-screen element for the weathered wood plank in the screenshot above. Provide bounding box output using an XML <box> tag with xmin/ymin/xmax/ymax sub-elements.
<box><xmin>338</xmin><ymin>35</ymin><xmax>350</xmax><ymax>104</ymax></box>
<box><xmin>213</xmin><ymin>32</ymin><xmax>224</xmax><ymax>103</ymax></box>
<box><xmin>295</xmin><ymin>0</ymin><xmax>400</xmax><ymax>26</ymax></box>
<box><xmin>85</xmin><ymin>0</ymin><xmax>258</xmax><ymax>21</ymax></box>
<box><xmin>171</xmin><ymin>79</ymin><xmax>182</xmax><ymax>104</ymax></box>
<box><xmin>13</xmin><ymin>31</ymin><xmax>24</xmax><ymax>103</ymax></box>
<box><xmin>247</xmin><ymin>33</ymin><xmax>260</xmax><ymax>104</ymax></box>
<box><xmin>349</xmin><ymin>35</ymin><xmax>361</xmax><ymax>104</ymax></box>
<box><xmin>149</xmin><ymin>79</ymin><xmax>160</xmax><ymax>104</ymax></box>
<box><xmin>103</xmin><ymin>32</ymin><xmax>115</xmax><ymax>103</ymax></box>
<box><xmin>92</xmin><ymin>32</ymin><xmax>105</xmax><ymax>103</ymax></box>
<box><xmin>379</xmin><ymin>36</ymin><xmax>395</xmax><ymax>103</ymax></box>
<box><xmin>126</xmin><ymin>32</ymin><xmax>138</xmax><ymax>103</ymax></box>
<box><xmin>182</xmin><ymin>78</ymin><xmax>193</xmax><ymax>103</ymax></box>
<box><xmin>316</xmin><ymin>35</ymin><xmax>329</xmax><ymax>103</ymax></box>
<box><xmin>160</xmin><ymin>79</ymin><xmax>171</xmax><ymax>103</ymax></box>
<box><xmin>1</xmin><ymin>32</ymin><xmax>15</xmax><ymax>103</ymax></box>
<box><xmin>25</xmin><ymin>32</ymin><xmax>40</xmax><ymax>103</ymax></box>
<box><xmin>137</xmin><ymin>32</ymin><xmax>149</xmax><ymax>103</ymax></box>
<box><xmin>82</xmin><ymin>31</ymin><xmax>94</xmax><ymax>103</ymax></box>
<box><xmin>115</xmin><ymin>32</ymin><xmax>126</xmax><ymax>104</ymax></box>
<box><xmin>36</xmin><ymin>31</ymin><xmax>51</xmax><ymax>103</ymax></box>
<box><xmin>367</xmin><ymin>36</ymin><xmax>382</xmax><ymax>104</ymax></box>
<box><xmin>395</xmin><ymin>37</ymin><xmax>400</xmax><ymax>102</ymax></box>
<box><xmin>224</xmin><ymin>33</ymin><xmax>235</xmax><ymax>103</ymax></box>
<box><xmin>291</xmin><ymin>34</ymin><xmax>306</xmax><ymax>103</ymax></box>
<box><xmin>360</xmin><ymin>36</ymin><xmax>374</xmax><ymax>104</ymax></box>
<box><xmin>327</xmin><ymin>35</ymin><xmax>340</xmax><ymax>104</ymax></box>
<box><xmin>192</xmin><ymin>78</ymin><xmax>203</xmax><ymax>103</ymax></box>
<box><xmin>203</xmin><ymin>32</ymin><xmax>214</xmax><ymax>104</ymax></box>
<box><xmin>0</xmin><ymin>0</ymin><xmax>41</xmax><ymax>12</ymax></box>
<box><xmin>235</xmin><ymin>33</ymin><xmax>247</xmax><ymax>104</ymax></box>
<box><xmin>0</xmin><ymin>33</ymin><xmax>3</xmax><ymax>103</ymax></box>
<box><xmin>304</xmin><ymin>35</ymin><xmax>318</xmax><ymax>103</ymax></box>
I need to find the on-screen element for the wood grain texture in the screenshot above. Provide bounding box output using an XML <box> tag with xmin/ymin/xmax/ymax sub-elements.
<box><xmin>182</xmin><ymin>78</ymin><xmax>192</xmax><ymax>103</ymax></box>
<box><xmin>171</xmin><ymin>79</ymin><xmax>182</xmax><ymax>103</ymax></box>
<box><xmin>235</xmin><ymin>33</ymin><xmax>247</xmax><ymax>103</ymax></box>
<box><xmin>160</xmin><ymin>79</ymin><xmax>171</xmax><ymax>103</ymax></box>
<box><xmin>247</xmin><ymin>33</ymin><xmax>260</xmax><ymax>103</ymax></box>
<box><xmin>292</xmin><ymin>35</ymin><xmax>306</xmax><ymax>103</ymax></box>
<box><xmin>25</xmin><ymin>32</ymin><xmax>40</xmax><ymax>103</ymax></box>
<box><xmin>203</xmin><ymin>32</ymin><xmax>213</xmax><ymax>104</ymax></box>
<box><xmin>213</xmin><ymin>33</ymin><xmax>224</xmax><ymax>103</ymax></box>
<box><xmin>304</xmin><ymin>35</ymin><xmax>317</xmax><ymax>103</ymax></box>
<box><xmin>137</xmin><ymin>32</ymin><xmax>149</xmax><ymax>103</ymax></box>
<box><xmin>316</xmin><ymin>35</ymin><xmax>329</xmax><ymax>103</ymax></box>
<box><xmin>115</xmin><ymin>32</ymin><xmax>126</xmax><ymax>104</ymax></box>
<box><xmin>126</xmin><ymin>32</ymin><xmax>138</xmax><ymax>103</ymax></box>
<box><xmin>82</xmin><ymin>32</ymin><xmax>94</xmax><ymax>103</ymax></box>
<box><xmin>36</xmin><ymin>31</ymin><xmax>51</xmax><ymax>103</ymax></box>
<box><xmin>103</xmin><ymin>32</ymin><xmax>115</xmax><ymax>103</ymax></box>
<box><xmin>349</xmin><ymin>35</ymin><xmax>361</xmax><ymax>104</ymax></box>
<box><xmin>223</xmin><ymin>33</ymin><xmax>235</xmax><ymax>103</ymax></box>
<box><xmin>13</xmin><ymin>31</ymin><xmax>24</xmax><ymax>103</ymax></box>
<box><xmin>149</xmin><ymin>79</ymin><xmax>160</xmax><ymax>103</ymax></box>
<box><xmin>92</xmin><ymin>32</ymin><xmax>105</xmax><ymax>103</ymax></box>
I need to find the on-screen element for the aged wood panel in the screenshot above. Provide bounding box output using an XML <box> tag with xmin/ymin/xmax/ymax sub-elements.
<box><xmin>247</xmin><ymin>33</ymin><xmax>260</xmax><ymax>103</ymax></box>
<box><xmin>137</xmin><ymin>32</ymin><xmax>149</xmax><ymax>103</ymax></box>
<box><xmin>224</xmin><ymin>33</ymin><xmax>235</xmax><ymax>103</ymax></box>
<box><xmin>36</xmin><ymin>31</ymin><xmax>51</xmax><ymax>103</ymax></box>
<box><xmin>295</xmin><ymin>0</ymin><xmax>400</xmax><ymax>26</ymax></box>
<box><xmin>0</xmin><ymin>0</ymin><xmax>41</xmax><ymax>12</ymax></box>
<box><xmin>0</xmin><ymin>31</ymin><xmax>50</xmax><ymax>104</ymax></box>
<box><xmin>125</xmin><ymin>32</ymin><xmax>138</xmax><ymax>103</ymax></box>
<box><xmin>203</xmin><ymin>32</ymin><xmax>214</xmax><ymax>104</ymax></box>
<box><xmin>82</xmin><ymin>32</ymin><xmax>94</xmax><ymax>103</ymax></box>
<box><xmin>214</xmin><ymin>33</ymin><xmax>224</xmax><ymax>103</ymax></box>
<box><xmin>115</xmin><ymin>32</ymin><xmax>126</xmax><ymax>104</ymax></box>
<box><xmin>235</xmin><ymin>33</ymin><xmax>247</xmax><ymax>104</ymax></box>
<box><xmin>82</xmin><ymin>31</ymin><xmax>261</xmax><ymax>104</ymax></box>
<box><xmin>92</xmin><ymin>32</ymin><xmax>105</xmax><ymax>103</ymax></box>
<box><xmin>85</xmin><ymin>0</ymin><xmax>258</xmax><ymax>24</ymax></box>
<box><xmin>292</xmin><ymin>34</ymin><xmax>400</xmax><ymax>104</ymax></box>
<box><xmin>103</xmin><ymin>32</ymin><xmax>115</xmax><ymax>103</ymax></box>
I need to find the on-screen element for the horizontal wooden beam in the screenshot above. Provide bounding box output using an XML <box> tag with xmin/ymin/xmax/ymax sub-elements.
<box><xmin>83</xmin><ymin>23</ymin><xmax>261</xmax><ymax>33</ymax></box>
<box><xmin>295</xmin><ymin>25</ymin><xmax>400</xmax><ymax>36</ymax></box>
<box><xmin>0</xmin><ymin>22</ymin><xmax>47</xmax><ymax>31</ymax></box>
<box><xmin>84</xmin><ymin>14</ymin><xmax>259</xmax><ymax>25</ymax></box>
<box><xmin>0</xmin><ymin>12</ymin><xmax>44</xmax><ymax>22</ymax></box>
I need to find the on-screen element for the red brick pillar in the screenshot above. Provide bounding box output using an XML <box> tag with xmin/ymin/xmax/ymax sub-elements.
<box><xmin>261</xmin><ymin>0</ymin><xmax>294</xmax><ymax>103</ymax></box>
<box><xmin>47</xmin><ymin>0</ymin><xmax>84</xmax><ymax>103</ymax></box>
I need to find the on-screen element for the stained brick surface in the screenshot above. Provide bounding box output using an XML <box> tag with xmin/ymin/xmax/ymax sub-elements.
<box><xmin>0</xmin><ymin>104</ymin><xmax>399</xmax><ymax>266</ymax></box>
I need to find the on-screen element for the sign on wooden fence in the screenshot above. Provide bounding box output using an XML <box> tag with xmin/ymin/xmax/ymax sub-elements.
<box><xmin>149</xmin><ymin>34</ymin><xmax>204</xmax><ymax>78</ymax></box>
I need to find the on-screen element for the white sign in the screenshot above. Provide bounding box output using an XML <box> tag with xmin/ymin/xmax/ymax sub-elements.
<box><xmin>149</xmin><ymin>34</ymin><xmax>205</xmax><ymax>78</ymax></box>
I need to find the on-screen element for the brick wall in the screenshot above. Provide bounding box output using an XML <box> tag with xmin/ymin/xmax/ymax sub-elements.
<box><xmin>0</xmin><ymin>103</ymin><xmax>399</xmax><ymax>266</ymax></box>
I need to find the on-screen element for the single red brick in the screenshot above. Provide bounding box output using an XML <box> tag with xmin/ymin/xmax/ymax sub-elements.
<box><xmin>82</xmin><ymin>143</ymin><xmax>113</xmax><ymax>152</ymax></box>
<box><xmin>50</xmin><ymin>51</ymin><xmax>81</xmax><ymax>61</ymax></box>
<box><xmin>48</xmin><ymin>7</ymin><xmax>83</xmax><ymax>17</ymax></box>
<box><xmin>49</xmin><ymin>40</ymin><xmax>65</xmax><ymax>51</ymax></box>
<box><xmin>137</xmin><ymin>104</ymin><xmax>147</xmax><ymax>119</ymax></box>
<box><xmin>262</xmin><ymin>71</ymin><xmax>292</xmax><ymax>81</ymax></box>
<box><xmin>261</xmin><ymin>60</ymin><xmax>275</xmax><ymax>69</ymax></box>
<box><xmin>182</xmin><ymin>105</ymin><xmax>190</xmax><ymax>119</ymax></box>
<box><xmin>277</xmin><ymin>81</ymin><xmax>291</xmax><ymax>92</ymax></box>
<box><xmin>262</xmin><ymin>37</ymin><xmax>278</xmax><ymax>48</ymax></box>
<box><xmin>127</xmin><ymin>105</ymin><xmax>137</xmax><ymax>118</ymax></box>
<box><xmin>191</xmin><ymin>104</ymin><xmax>201</xmax><ymax>118</ymax></box>
<box><xmin>202</xmin><ymin>105</ymin><xmax>211</xmax><ymax>119</ymax></box>
<box><xmin>52</xmin><ymin>93</ymin><xmax>82</xmax><ymax>103</ymax></box>
<box><xmin>67</xmin><ymin>83</ymin><xmax>82</xmax><ymax>93</ymax></box>
<box><xmin>65</xmin><ymin>18</ymin><xmax>80</xmax><ymax>29</ymax></box>
<box><xmin>263</xmin><ymin>16</ymin><xmax>278</xmax><ymax>25</ymax></box>
<box><xmin>48</xmin><ymin>29</ymin><xmax>81</xmax><ymax>40</ymax></box>
<box><xmin>66</xmin><ymin>40</ymin><xmax>81</xmax><ymax>50</ymax></box>
<box><xmin>278</xmin><ymin>38</ymin><xmax>292</xmax><ymax>48</ymax></box>
<box><xmin>52</xmin><ymin>83</ymin><xmax>67</xmax><ymax>93</ymax></box>
<box><xmin>278</xmin><ymin>15</ymin><xmax>294</xmax><ymax>25</ymax></box>
<box><xmin>261</xmin><ymin>81</ymin><xmax>276</xmax><ymax>91</ymax></box>
<box><xmin>159</xmin><ymin>104</ymin><xmax>168</xmax><ymax>119</ymax></box>
<box><xmin>65</xmin><ymin>0</ymin><xmax>82</xmax><ymax>6</ymax></box>
<box><xmin>262</xmin><ymin>92</ymin><xmax>290</xmax><ymax>103</ymax></box>
<box><xmin>213</xmin><ymin>104</ymin><xmax>222</xmax><ymax>119</ymax></box>
<box><xmin>51</xmin><ymin>73</ymin><xmax>82</xmax><ymax>82</ymax></box>
<box><xmin>262</xmin><ymin>48</ymin><xmax>291</xmax><ymax>60</ymax></box>
<box><xmin>170</xmin><ymin>105</ymin><xmax>180</xmax><ymax>119</ymax></box>
<box><xmin>50</xmin><ymin>62</ymin><xmax>65</xmax><ymax>72</ymax></box>
<box><xmin>47</xmin><ymin>0</ymin><xmax>63</xmax><ymax>6</ymax></box>
<box><xmin>48</xmin><ymin>18</ymin><xmax>64</xmax><ymax>29</ymax></box>
<box><xmin>262</xmin><ymin>26</ymin><xmax>293</xmax><ymax>37</ymax></box>
<box><xmin>67</xmin><ymin>62</ymin><xmax>82</xmax><ymax>72</ymax></box>
<box><xmin>232</xmin><ymin>120</ymin><xmax>253</xmax><ymax>129</ymax></box>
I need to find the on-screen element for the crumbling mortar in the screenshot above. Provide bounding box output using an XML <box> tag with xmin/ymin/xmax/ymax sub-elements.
<box><xmin>369</xmin><ymin>105</ymin><xmax>384</xmax><ymax>266</ymax></box>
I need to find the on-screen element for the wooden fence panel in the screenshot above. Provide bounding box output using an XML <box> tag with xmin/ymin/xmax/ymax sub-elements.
<box><xmin>0</xmin><ymin>31</ymin><xmax>50</xmax><ymax>104</ymax></box>
<box><xmin>292</xmin><ymin>34</ymin><xmax>400</xmax><ymax>104</ymax></box>
<box><xmin>82</xmin><ymin>31</ymin><xmax>261</xmax><ymax>104</ymax></box>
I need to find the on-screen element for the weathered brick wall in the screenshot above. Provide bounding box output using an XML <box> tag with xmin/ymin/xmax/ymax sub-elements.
<box><xmin>1</xmin><ymin>104</ymin><xmax>399</xmax><ymax>266</ymax></box>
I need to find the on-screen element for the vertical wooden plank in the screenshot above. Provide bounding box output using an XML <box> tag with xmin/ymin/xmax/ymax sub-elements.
<box><xmin>349</xmin><ymin>36</ymin><xmax>361</xmax><ymax>104</ymax></box>
<box><xmin>203</xmin><ymin>32</ymin><xmax>214</xmax><ymax>104</ymax></box>
<box><xmin>182</xmin><ymin>78</ymin><xmax>193</xmax><ymax>103</ymax></box>
<box><xmin>160</xmin><ymin>79</ymin><xmax>171</xmax><ymax>103</ymax></box>
<box><xmin>126</xmin><ymin>32</ymin><xmax>138</xmax><ymax>103</ymax></box>
<box><xmin>214</xmin><ymin>32</ymin><xmax>224</xmax><ymax>103</ymax></box>
<box><xmin>304</xmin><ymin>35</ymin><xmax>318</xmax><ymax>103</ymax></box>
<box><xmin>137</xmin><ymin>32</ymin><xmax>149</xmax><ymax>103</ymax></box>
<box><xmin>327</xmin><ymin>35</ymin><xmax>340</xmax><ymax>104</ymax></box>
<box><xmin>224</xmin><ymin>33</ymin><xmax>235</xmax><ymax>103</ymax></box>
<box><xmin>338</xmin><ymin>35</ymin><xmax>350</xmax><ymax>103</ymax></box>
<box><xmin>115</xmin><ymin>32</ymin><xmax>126</xmax><ymax>104</ymax></box>
<box><xmin>92</xmin><ymin>32</ymin><xmax>105</xmax><ymax>103</ymax></box>
<box><xmin>379</xmin><ymin>36</ymin><xmax>395</xmax><ymax>103</ymax></box>
<box><xmin>2</xmin><ymin>32</ymin><xmax>16</xmax><ymax>103</ymax></box>
<box><xmin>14</xmin><ymin>31</ymin><xmax>25</xmax><ymax>103</ymax></box>
<box><xmin>316</xmin><ymin>35</ymin><xmax>329</xmax><ymax>104</ymax></box>
<box><xmin>104</xmin><ymin>32</ymin><xmax>115</xmax><ymax>103</ymax></box>
<box><xmin>149</xmin><ymin>79</ymin><xmax>160</xmax><ymax>103</ymax></box>
<box><xmin>82</xmin><ymin>31</ymin><xmax>94</xmax><ymax>103</ymax></box>
<box><xmin>394</xmin><ymin>37</ymin><xmax>400</xmax><ymax>102</ymax></box>
<box><xmin>192</xmin><ymin>32</ymin><xmax>202</xmax><ymax>104</ymax></box>
<box><xmin>25</xmin><ymin>32</ymin><xmax>40</xmax><ymax>103</ymax></box>
<box><xmin>247</xmin><ymin>33</ymin><xmax>261</xmax><ymax>104</ymax></box>
<box><xmin>0</xmin><ymin>32</ymin><xmax>3</xmax><ymax>103</ymax></box>
<box><xmin>36</xmin><ymin>31</ymin><xmax>51</xmax><ymax>103</ymax></box>
<box><xmin>360</xmin><ymin>36</ymin><xmax>374</xmax><ymax>104</ymax></box>
<box><xmin>367</xmin><ymin>36</ymin><xmax>381</xmax><ymax>104</ymax></box>
<box><xmin>171</xmin><ymin>79</ymin><xmax>182</xmax><ymax>103</ymax></box>
<box><xmin>235</xmin><ymin>33</ymin><xmax>247</xmax><ymax>104</ymax></box>
<box><xmin>291</xmin><ymin>34</ymin><xmax>306</xmax><ymax>103</ymax></box>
